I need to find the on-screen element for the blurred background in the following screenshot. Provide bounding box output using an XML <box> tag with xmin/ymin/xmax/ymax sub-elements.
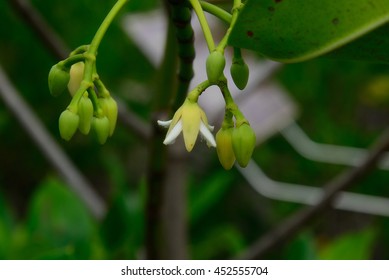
<box><xmin>1</xmin><ymin>0</ymin><xmax>389</xmax><ymax>259</ymax></box>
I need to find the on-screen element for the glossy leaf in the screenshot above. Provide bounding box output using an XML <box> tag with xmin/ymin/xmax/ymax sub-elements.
<box><xmin>229</xmin><ymin>0</ymin><xmax>389</xmax><ymax>63</ymax></box>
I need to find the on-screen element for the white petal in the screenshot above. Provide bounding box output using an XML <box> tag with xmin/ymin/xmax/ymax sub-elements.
<box><xmin>163</xmin><ymin>120</ymin><xmax>183</xmax><ymax>145</ymax></box>
<box><xmin>208</xmin><ymin>125</ymin><xmax>214</xmax><ymax>132</ymax></box>
<box><xmin>199</xmin><ymin>122</ymin><xmax>216</xmax><ymax>147</ymax></box>
<box><xmin>157</xmin><ymin>120</ymin><xmax>172</xmax><ymax>128</ymax></box>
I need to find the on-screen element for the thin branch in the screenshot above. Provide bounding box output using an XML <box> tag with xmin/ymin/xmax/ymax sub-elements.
<box><xmin>161</xmin><ymin>140</ymin><xmax>189</xmax><ymax>259</ymax></box>
<box><xmin>145</xmin><ymin>115</ymin><xmax>168</xmax><ymax>259</ymax></box>
<box><xmin>0</xmin><ymin>65</ymin><xmax>106</xmax><ymax>219</ymax></box>
<box><xmin>152</xmin><ymin>0</ymin><xmax>195</xmax><ymax>259</ymax></box>
<box><xmin>238</xmin><ymin>127</ymin><xmax>389</xmax><ymax>259</ymax></box>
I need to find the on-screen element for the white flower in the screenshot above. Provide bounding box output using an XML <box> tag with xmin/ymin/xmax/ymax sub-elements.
<box><xmin>158</xmin><ymin>100</ymin><xmax>216</xmax><ymax>152</ymax></box>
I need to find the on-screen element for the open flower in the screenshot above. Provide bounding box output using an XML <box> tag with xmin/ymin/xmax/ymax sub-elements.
<box><xmin>158</xmin><ymin>99</ymin><xmax>216</xmax><ymax>152</ymax></box>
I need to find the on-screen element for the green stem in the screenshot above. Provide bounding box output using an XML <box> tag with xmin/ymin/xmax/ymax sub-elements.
<box><xmin>187</xmin><ymin>80</ymin><xmax>211</xmax><ymax>102</ymax></box>
<box><xmin>218</xmin><ymin>77</ymin><xmax>233</xmax><ymax>105</ymax></box>
<box><xmin>189</xmin><ymin>0</ymin><xmax>215</xmax><ymax>51</ymax></box>
<box><xmin>69</xmin><ymin>45</ymin><xmax>90</xmax><ymax>56</ymax></box>
<box><xmin>200</xmin><ymin>1</ymin><xmax>232</xmax><ymax>24</ymax></box>
<box><xmin>221</xmin><ymin>110</ymin><xmax>234</xmax><ymax>129</ymax></box>
<box><xmin>67</xmin><ymin>81</ymin><xmax>92</xmax><ymax>112</ymax></box>
<box><xmin>81</xmin><ymin>54</ymin><xmax>96</xmax><ymax>92</ymax></box>
<box><xmin>87</xmin><ymin>87</ymin><xmax>101</xmax><ymax>115</ymax></box>
<box><xmin>233</xmin><ymin>47</ymin><xmax>242</xmax><ymax>60</ymax></box>
<box><xmin>233</xmin><ymin>0</ymin><xmax>242</xmax><ymax>8</ymax></box>
<box><xmin>88</xmin><ymin>0</ymin><xmax>128</xmax><ymax>55</ymax></box>
<box><xmin>84</xmin><ymin>0</ymin><xmax>128</xmax><ymax>86</ymax></box>
<box><xmin>67</xmin><ymin>0</ymin><xmax>128</xmax><ymax>115</ymax></box>
<box><xmin>218</xmin><ymin>76</ymin><xmax>246</xmax><ymax>123</ymax></box>
<box><xmin>61</xmin><ymin>54</ymin><xmax>85</xmax><ymax>68</ymax></box>
<box><xmin>94</xmin><ymin>79</ymin><xmax>110</xmax><ymax>98</ymax></box>
<box><xmin>216</xmin><ymin>3</ymin><xmax>241</xmax><ymax>52</ymax></box>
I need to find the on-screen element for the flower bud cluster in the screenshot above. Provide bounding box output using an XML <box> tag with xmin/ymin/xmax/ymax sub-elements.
<box><xmin>216</xmin><ymin>121</ymin><xmax>256</xmax><ymax>170</ymax></box>
<box><xmin>49</xmin><ymin>51</ymin><xmax>118</xmax><ymax>144</ymax></box>
<box><xmin>58</xmin><ymin>95</ymin><xmax>117</xmax><ymax>144</ymax></box>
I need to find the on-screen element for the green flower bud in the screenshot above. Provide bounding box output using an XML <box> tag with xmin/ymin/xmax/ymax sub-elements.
<box><xmin>77</xmin><ymin>94</ymin><xmax>93</xmax><ymax>135</ymax></box>
<box><xmin>99</xmin><ymin>96</ymin><xmax>118</xmax><ymax>136</ymax></box>
<box><xmin>206</xmin><ymin>50</ymin><xmax>226</xmax><ymax>84</ymax></box>
<box><xmin>230</xmin><ymin>59</ymin><xmax>249</xmax><ymax>90</ymax></box>
<box><xmin>48</xmin><ymin>63</ymin><xmax>70</xmax><ymax>97</ymax></box>
<box><xmin>216</xmin><ymin>127</ymin><xmax>236</xmax><ymax>170</ymax></box>
<box><xmin>58</xmin><ymin>109</ymin><xmax>79</xmax><ymax>141</ymax></box>
<box><xmin>67</xmin><ymin>62</ymin><xmax>85</xmax><ymax>96</ymax></box>
<box><xmin>92</xmin><ymin>116</ymin><xmax>110</xmax><ymax>144</ymax></box>
<box><xmin>232</xmin><ymin>123</ymin><xmax>256</xmax><ymax>167</ymax></box>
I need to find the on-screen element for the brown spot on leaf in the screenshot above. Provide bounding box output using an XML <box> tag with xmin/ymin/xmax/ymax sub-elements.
<box><xmin>247</xmin><ymin>30</ymin><xmax>254</xmax><ymax>37</ymax></box>
<box><xmin>275</xmin><ymin>0</ymin><xmax>282</xmax><ymax>3</ymax></box>
<box><xmin>332</xmin><ymin>18</ymin><xmax>339</xmax><ymax>25</ymax></box>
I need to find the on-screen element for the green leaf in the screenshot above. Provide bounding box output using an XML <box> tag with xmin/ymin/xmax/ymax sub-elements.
<box><xmin>319</xmin><ymin>228</ymin><xmax>376</xmax><ymax>260</ymax></box>
<box><xmin>191</xmin><ymin>225</ymin><xmax>245</xmax><ymax>259</ymax></box>
<box><xmin>189</xmin><ymin>170</ymin><xmax>234</xmax><ymax>225</ymax></box>
<box><xmin>326</xmin><ymin>24</ymin><xmax>389</xmax><ymax>64</ymax></box>
<box><xmin>283</xmin><ymin>231</ymin><xmax>317</xmax><ymax>260</ymax></box>
<box><xmin>26</xmin><ymin>177</ymin><xmax>96</xmax><ymax>259</ymax></box>
<box><xmin>100</xmin><ymin>191</ymin><xmax>145</xmax><ymax>258</ymax></box>
<box><xmin>100</xmin><ymin>156</ymin><xmax>145</xmax><ymax>258</ymax></box>
<box><xmin>229</xmin><ymin>0</ymin><xmax>389</xmax><ymax>63</ymax></box>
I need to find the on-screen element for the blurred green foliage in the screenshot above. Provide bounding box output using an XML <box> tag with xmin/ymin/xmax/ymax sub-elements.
<box><xmin>0</xmin><ymin>0</ymin><xmax>389</xmax><ymax>260</ymax></box>
<box><xmin>319</xmin><ymin>227</ymin><xmax>376</xmax><ymax>260</ymax></box>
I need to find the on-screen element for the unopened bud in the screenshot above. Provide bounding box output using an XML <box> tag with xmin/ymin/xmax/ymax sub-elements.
<box><xmin>230</xmin><ymin>58</ymin><xmax>249</xmax><ymax>90</ymax></box>
<box><xmin>216</xmin><ymin>127</ymin><xmax>236</xmax><ymax>170</ymax></box>
<box><xmin>92</xmin><ymin>116</ymin><xmax>110</xmax><ymax>144</ymax></box>
<box><xmin>59</xmin><ymin>109</ymin><xmax>79</xmax><ymax>141</ymax></box>
<box><xmin>206</xmin><ymin>50</ymin><xmax>226</xmax><ymax>84</ymax></box>
<box><xmin>232</xmin><ymin>123</ymin><xmax>256</xmax><ymax>167</ymax></box>
<box><xmin>48</xmin><ymin>64</ymin><xmax>70</xmax><ymax>97</ymax></box>
<box><xmin>99</xmin><ymin>96</ymin><xmax>118</xmax><ymax>136</ymax></box>
<box><xmin>78</xmin><ymin>94</ymin><xmax>93</xmax><ymax>135</ymax></box>
<box><xmin>67</xmin><ymin>62</ymin><xmax>85</xmax><ymax>96</ymax></box>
